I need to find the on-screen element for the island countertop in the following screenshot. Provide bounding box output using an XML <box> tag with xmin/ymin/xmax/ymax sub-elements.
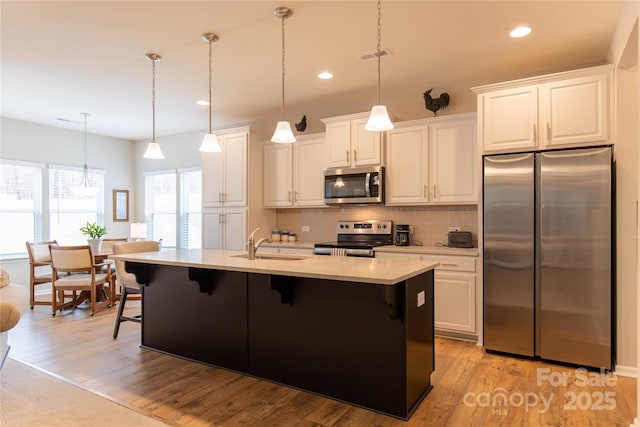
<box><xmin>111</xmin><ymin>249</ymin><xmax>438</xmax><ymax>286</ymax></box>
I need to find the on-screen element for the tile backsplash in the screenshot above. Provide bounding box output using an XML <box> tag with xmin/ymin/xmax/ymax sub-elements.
<box><xmin>275</xmin><ymin>205</ymin><xmax>479</xmax><ymax>247</ymax></box>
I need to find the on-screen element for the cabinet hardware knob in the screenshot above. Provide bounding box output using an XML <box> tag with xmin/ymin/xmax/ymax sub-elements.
<box><xmin>346</xmin><ymin>150</ymin><xmax>350</xmax><ymax>163</ymax></box>
<box><xmin>354</xmin><ymin>149</ymin><xmax>357</xmax><ymax>162</ymax></box>
<box><xmin>533</xmin><ymin>123</ymin><xmax>537</xmax><ymax>143</ymax></box>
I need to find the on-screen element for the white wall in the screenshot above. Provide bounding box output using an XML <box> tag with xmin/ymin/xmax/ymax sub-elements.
<box><xmin>0</xmin><ymin>117</ymin><xmax>135</xmax><ymax>286</ymax></box>
<box><xmin>607</xmin><ymin>0</ymin><xmax>640</xmax><ymax>385</ymax></box>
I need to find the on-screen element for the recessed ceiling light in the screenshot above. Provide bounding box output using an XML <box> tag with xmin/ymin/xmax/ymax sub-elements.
<box><xmin>197</xmin><ymin>100</ymin><xmax>209</xmax><ymax>106</ymax></box>
<box><xmin>318</xmin><ymin>72</ymin><xmax>334</xmax><ymax>80</ymax></box>
<box><xmin>510</xmin><ymin>26</ymin><xmax>531</xmax><ymax>38</ymax></box>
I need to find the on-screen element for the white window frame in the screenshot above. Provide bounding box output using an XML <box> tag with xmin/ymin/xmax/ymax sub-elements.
<box><xmin>0</xmin><ymin>159</ymin><xmax>44</xmax><ymax>257</ymax></box>
<box><xmin>144</xmin><ymin>168</ymin><xmax>202</xmax><ymax>249</ymax></box>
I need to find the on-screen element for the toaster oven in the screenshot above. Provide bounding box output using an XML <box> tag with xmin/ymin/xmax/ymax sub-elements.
<box><xmin>448</xmin><ymin>231</ymin><xmax>473</xmax><ymax>248</ymax></box>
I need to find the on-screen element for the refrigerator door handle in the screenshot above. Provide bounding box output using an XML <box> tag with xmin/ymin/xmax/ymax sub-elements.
<box><xmin>534</xmin><ymin>153</ymin><xmax>541</xmax><ymax>357</ymax></box>
<box><xmin>484</xmin><ymin>153</ymin><xmax>533</xmax><ymax>164</ymax></box>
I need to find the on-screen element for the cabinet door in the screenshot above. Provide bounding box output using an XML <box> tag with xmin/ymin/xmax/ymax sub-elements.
<box><xmin>294</xmin><ymin>137</ymin><xmax>326</xmax><ymax>207</ymax></box>
<box><xmin>434</xmin><ymin>271</ymin><xmax>476</xmax><ymax>333</ymax></box>
<box><xmin>223</xmin><ymin>209</ymin><xmax>247</xmax><ymax>251</ymax></box>
<box><xmin>430</xmin><ymin>118</ymin><xmax>477</xmax><ymax>203</ymax></box>
<box><xmin>539</xmin><ymin>74</ymin><xmax>609</xmax><ymax>147</ymax></box>
<box><xmin>482</xmin><ymin>85</ymin><xmax>538</xmax><ymax>152</ymax></box>
<box><xmin>326</xmin><ymin>121</ymin><xmax>351</xmax><ymax>168</ymax></box>
<box><xmin>264</xmin><ymin>143</ymin><xmax>293</xmax><ymax>207</ymax></box>
<box><xmin>352</xmin><ymin>118</ymin><xmax>381</xmax><ymax>166</ymax></box>
<box><xmin>385</xmin><ymin>125</ymin><xmax>429</xmax><ymax>205</ymax></box>
<box><xmin>202</xmin><ymin>210</ymin><xmax>223</xmax><ymax>249</ymax></box>
<box><xmin>202</xmin><ymin>152</ymin><xmax>223</xmax><ymax>207</ymax></box>
<box><xmin>222</xmin><ymin>133</ymin><xmax>247</xmax><ymax>207</ymax></box>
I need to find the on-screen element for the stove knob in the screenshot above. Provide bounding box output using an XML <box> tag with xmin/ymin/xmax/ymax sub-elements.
<box><xmin>344</xmin><ymin>224</ymin><xmax>349</xmax><ymax>229</ymax></box>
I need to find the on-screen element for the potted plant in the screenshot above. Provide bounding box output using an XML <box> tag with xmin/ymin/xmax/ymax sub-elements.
<box><xmin>80</xmin><ymin>221</ymin><xmax>107</xmax><ymax>253</ymax></box>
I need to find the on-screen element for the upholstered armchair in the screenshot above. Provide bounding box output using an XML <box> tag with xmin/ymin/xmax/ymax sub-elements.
<box><xmin>49</xmin><ymin>245</ymin><xmax>113</xmax><ymax>316</ymax></box>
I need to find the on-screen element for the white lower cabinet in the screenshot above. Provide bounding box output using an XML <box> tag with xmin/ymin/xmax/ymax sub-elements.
<box><xmin>376</xmin><ymin>251</ymin><xmax>477</xmax><ymax>340</ymax></box>
<box><xmin>203</xmin><ymin>208</ymin><xmax>247</xmax><ymax>251</ymax></box>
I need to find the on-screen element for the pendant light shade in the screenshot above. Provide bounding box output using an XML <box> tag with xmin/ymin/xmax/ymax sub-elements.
<box><xmin>364</xmin><ymin>0</ymin><xmax>393</xmax><ymax>132</ymax></box>
<box><xmin>74</xmin><ymin>112</ymin><xmax>99</xmax><ymax>197</ymax></box>
<box><xmin>143</xmin><ymin>53</ymin><xmax>165</xmax><ymax>159</ymax></box>
<box><xmin>199</xmin><ymin>33</ymin><xmax>222</xmax><ymax>153</ymax></box>
<box><xmin>143</xmin><ymin>141</ymin><xmax>164</xmax><ymax>159</ymax></box>
<box><xmin>271</xmin><ymin>6</ymin><xmax>295</xmax><ymax>144</ymax></box>
<box><xmin>365</xmin><ymin>105</ymin><xmax>394</xmax><ymax>131</ymax></box>
<box><xmin>272</xmin><ymin>121</ymin><xmax>296</xmax><ymax>143</ymax></box>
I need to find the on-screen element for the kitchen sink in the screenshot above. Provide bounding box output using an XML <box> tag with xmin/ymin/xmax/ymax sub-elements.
<box><xmin>231</xmin><ymin>253</ymin><xmax>307</xmax><ymax>261</ymax></box>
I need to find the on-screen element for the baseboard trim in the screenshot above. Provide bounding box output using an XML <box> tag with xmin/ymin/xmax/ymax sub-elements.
<box><xmin>614</xmin><ymin>364</ymin><xmax>637</xmax><ymax>378</ymax></box>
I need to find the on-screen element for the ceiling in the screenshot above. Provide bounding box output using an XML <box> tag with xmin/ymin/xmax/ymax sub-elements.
<box><xmin>1</xmin><ymin>1</ymin><xmax>623</xmax><ymax>141</ymax></box>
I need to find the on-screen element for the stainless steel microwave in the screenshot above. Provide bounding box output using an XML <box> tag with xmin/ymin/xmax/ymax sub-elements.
<box><xmin>323</xmin><ymin>166</ymin><xmax>384</xmax><ymax>205</ymax></box>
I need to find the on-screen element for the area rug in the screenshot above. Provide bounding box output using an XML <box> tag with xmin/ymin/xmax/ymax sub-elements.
<box><xmin>1</xmin><ymin>357</ymin><xmax>168</xmax><ymax>427</ymax></box>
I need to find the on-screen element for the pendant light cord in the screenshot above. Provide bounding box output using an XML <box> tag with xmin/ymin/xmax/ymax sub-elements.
<box><xmin>376</xmin><ymin>0</ymin><xmax>382</xmax><ymax>105</ymax></box>
<box><xmin>208</xmin><ymin>38</ymin><xmax>213</xmax><ymax>133</ymax></box>
<box><xmin>82</xmin><ymin>113</ymin><xmax>88</xmax><ymax>167</ymax></box>
<box><xmin>151</xmin><ymin>58</ymin><xmax>156</xmax><ymax>143</ymax></box>
<box><xmin>280</xmin><ymin>14</ymin><xmax>286</xmax><ymax>121</ymax></box>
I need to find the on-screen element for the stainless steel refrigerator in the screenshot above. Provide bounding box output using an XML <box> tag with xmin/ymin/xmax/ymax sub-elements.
<box><xmin>483</xmin><ymin>146</ymin><xmax>613</xmax><ymax>370</ymax></box>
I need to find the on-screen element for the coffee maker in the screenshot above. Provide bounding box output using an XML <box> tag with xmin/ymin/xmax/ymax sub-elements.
<box><xmin>395</xmin><ymin>224</ymin><xmax>410</xmax><ymax>246</ymax></box>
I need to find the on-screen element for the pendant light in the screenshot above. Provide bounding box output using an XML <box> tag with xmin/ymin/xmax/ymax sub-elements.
<box><xmin>364</xmin><ymin>0</ymin><xmax>393</xmax><ymax>132</ymax></box>
<box><xmin>199</xmin><ymin>33</ymin><xmax>222</xmax><ymax>152</ymax></box>
<box><xmin>74</xmin><ymin>112</ymin><xmax>99</xmax><ymax>197</ymax></box>
<box><xmin>143</xmin><ymin>53</ymin><xmax>165</xmax><ymax>159</ymax></box>
<box><xmin>271</xmin><ymin>6</ymin><xmax>296</xmax><ymax>144</ymax></box>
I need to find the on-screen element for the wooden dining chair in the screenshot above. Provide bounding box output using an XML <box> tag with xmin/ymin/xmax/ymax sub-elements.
<box><xmin>49</xmin><ymin>245</ymin><xmax>113</xmax><ymax>316</ymax></box>
<box><xmin>25</xmin><ymin>240</ymin><xmax>58</xmax><ymax>309</ymax></box>
<box><xmin>112</xmin><ymin>240</ymin><xmax>159</xmax><ymax>338</ymax></box>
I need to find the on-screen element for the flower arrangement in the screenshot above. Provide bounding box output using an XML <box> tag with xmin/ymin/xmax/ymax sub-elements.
<box><xmin>79</xmin><ymin>222</ymin><xmax>107</xmax><ymax>239</ymax></box>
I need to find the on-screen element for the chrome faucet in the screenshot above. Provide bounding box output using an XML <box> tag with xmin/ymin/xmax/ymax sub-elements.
<box><xmin>247</xmin><ymin>227</ymin><xmax>269</xmax><ymax>260</ymax></box>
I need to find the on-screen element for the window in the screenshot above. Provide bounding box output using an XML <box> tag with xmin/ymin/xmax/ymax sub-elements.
<box><xmin>145</xmin><ymin>169</ymin><xmax>201</xmax><ymax>249</ymax></box>
<box><xmin>0</xmin><ymin>161</ymin><xmax>42</xmax><ymax>256</ymax></box>
<box><xmin>145</xmin><ymin>172</ymin><xmax>177</xmax><ymax>247</ymax></box>
<box><xmin>181</xmin><ymin>169</ymin><xmax>202</xmax><ymax>249</ymax></box>
<box><xmin>49</xmin><ymin>165</ymin><xmax>104</xmax><ymax>245</ymax></box>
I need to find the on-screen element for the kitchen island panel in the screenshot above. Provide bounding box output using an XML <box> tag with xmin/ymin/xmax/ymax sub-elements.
<box><xmin>138</xmin><ymin>263</ymin><xmax>249</xmax><ymax>373</ymax></box>
<box><xmin>248</xmin><ymin>271</ymin><xmax>434</xmax><ymax>419</ymax></box>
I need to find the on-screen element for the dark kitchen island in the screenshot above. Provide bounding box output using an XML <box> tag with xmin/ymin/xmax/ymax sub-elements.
<box><xmin>112</xmin><ymin>249</ymin><xmax>437</xmax><ymax>420</ymax></box>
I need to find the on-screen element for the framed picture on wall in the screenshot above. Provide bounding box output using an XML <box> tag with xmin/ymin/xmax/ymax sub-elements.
<box><xmin>113</xmin><ymin>189</ymin><xmax>129</xmax><ymax>222</ymax></box>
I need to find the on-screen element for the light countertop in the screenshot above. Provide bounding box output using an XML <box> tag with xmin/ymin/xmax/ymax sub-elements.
<box><xmin>111</xmin><ymin>249</ymin><xmax>438</xmax><ymax>286</ymax></box>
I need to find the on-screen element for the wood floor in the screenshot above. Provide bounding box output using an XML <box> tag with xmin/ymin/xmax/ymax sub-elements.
<box><xmin>6</xmin><ymin>302</ymin><xmax>636</xmax><ymax>426</ymax></box>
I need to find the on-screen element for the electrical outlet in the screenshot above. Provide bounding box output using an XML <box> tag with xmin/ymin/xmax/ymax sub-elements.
<box><xmin>301</xmin><ymin>225</ymin><xmax>310</xmax><ymax>232</ymax></box>
<box><xmin>448</xmin><ymin>226</ymin><xmax>461</xmax><ymax>232</ymax></box>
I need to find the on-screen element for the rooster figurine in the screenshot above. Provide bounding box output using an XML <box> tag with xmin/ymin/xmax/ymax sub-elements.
<box><xmin>295</xmin><ymin>115</ymin><xmax>307</xmax><ymax>132</ymax></box>
<box><xmin>423</xmin><ymin>89</ymin><xmax>450</xmax><ymax>116</ymax></box>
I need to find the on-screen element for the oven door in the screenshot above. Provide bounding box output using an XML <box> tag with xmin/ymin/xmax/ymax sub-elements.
<box><xmin>323</xmin><ymin>166</ymin><xmax>383</xmax><ymax>205</ymax></box>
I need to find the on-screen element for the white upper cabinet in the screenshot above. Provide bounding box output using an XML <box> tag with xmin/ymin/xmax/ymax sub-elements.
<box><xmin>263</xmin><ymin>143</ymin><xmax>293</xmax><ymax>207</ymax></box>
<box><xmin>322</xmin><ymin>112</ymin><xmax>382</xmax><ymax>168</ymax></box>
<box><xmin>539</xmin><ymin>74</ymin><xmax>609</xmax><ymax>147</ymax></box>
<box><xmin>430</xmin><ymin>117</ymin><xmax>477</xmax><ymax>203</ymax></box>
<box><xmin>481</xmin><ymin>85</ymin><xmax>538</xmax><ymax>152</ymax></box>
<box><xmin>385</xmin><ymin>123</ymin><xmax>430</xmax><ymax>205</ymax></box>
<box><xmin>202</xmin><ymin>131</ymin><xmax>247</xmax><ymax>207</ymax></box>
<box><xmin>263</xmin><ymin>134</ymin><xmax>326</xmax><ymax>208</ymax></box>
<box><xmin>474</xmin><ymin>65</ymin><xmax>612</xmax><ymax>154</ymax></box>
<box><xmin>385</xmin><ymin>113</ymin><xmax>477</xmax><ymax>206</ymax></box>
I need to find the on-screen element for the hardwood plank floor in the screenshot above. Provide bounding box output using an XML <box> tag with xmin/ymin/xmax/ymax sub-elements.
<box><xmin>6</xmin><ymin>303</ymin><xmax>636</xmax><ymax>426</ymax></box>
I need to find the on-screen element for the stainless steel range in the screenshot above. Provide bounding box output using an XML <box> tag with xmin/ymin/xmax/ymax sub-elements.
<box><xmin>313</xmin><ymin>220</ymin><xmax>393</xmax><ymax>257</ymax></box>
